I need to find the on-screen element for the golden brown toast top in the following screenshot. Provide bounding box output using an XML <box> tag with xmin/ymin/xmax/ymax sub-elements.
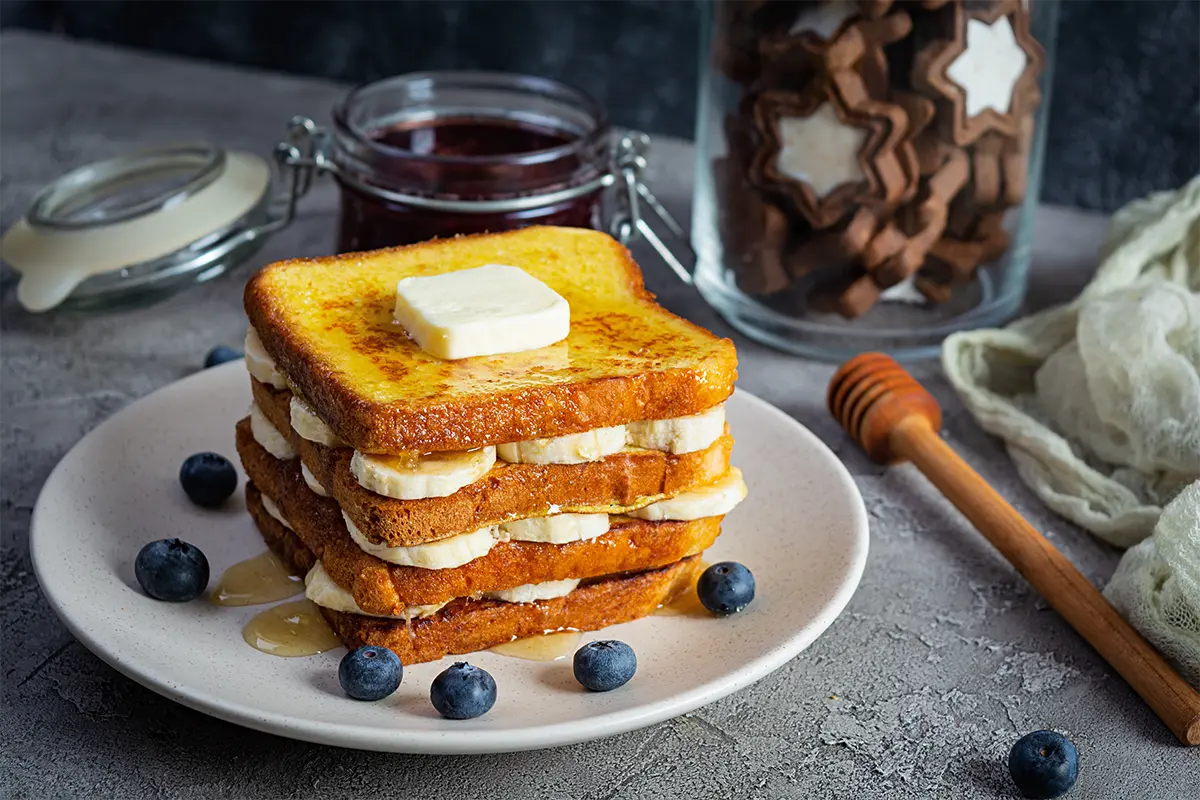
<box><xmin>245</xmin><ymin>226</ymin><xmax>737</xmax><ymax>454</ymax></box>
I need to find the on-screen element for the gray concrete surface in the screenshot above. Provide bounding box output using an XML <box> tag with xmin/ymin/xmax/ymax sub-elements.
<box><xmin>1</xmin><ymin>32</ymin><xmax>1192</xmax><ymax>799</ymax></box>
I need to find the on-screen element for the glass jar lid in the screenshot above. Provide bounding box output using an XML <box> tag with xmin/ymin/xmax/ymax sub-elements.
<box><xmin>1</xmin><ymin>141</ymin><xmax>283</xmax><ymax>312</ymax></box>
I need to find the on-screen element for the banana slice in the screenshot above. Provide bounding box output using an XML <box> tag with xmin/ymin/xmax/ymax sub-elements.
<box><xmin>249</xmin><ymin>402</ymin><xmax>297</xmax><ymax>460</ymax></box>
<box><xmin>496</xmin><ymin>425</ymin><xmax>627</xmax><ymax>465</ymax></box>
<box><xmin>499</xmin><ymin>513</ymin><xmax>610</xmax><ymax>544</ymax></box>
<box><xmin>289</xmin><ymin>395</ymin><xmax>342</xmax><ymax>447</ymax></box>
<box><xmin>305</xmin><ymin>562</ymin><xmax>448</xmax><ymax>620</ymax></box>
<box><xmin>485</xmin><ymin>578</ymin><xmax>580</xmax><ymax>603</ymax></box>
<box><xmin>260</xmin><ymin>494</ymin><xmax>293</xmax><ymax>530</ymax></box>
<box><xmin>626</xmin><ymin>467</ymin><xmax>747</xmax><ymax>521</ymax></box>
<box><xmin>300</xmin><ymin>462</ymin><xmax>329</xmax><ymax>497</ymax></box>
<box><xmin>344</xmin><ymin>512</ymin><xmax>496</xmax><ymax>568</ymax></box>
<box><xmin>244</xmin><ymin>327</ymin><xmax>287</xmax><ymax>389</ymax></box>
<box><xmin>627</xmin><ymin>404</ymin><xmax>726</xmax><ymax>454</ymax></box>
<box><xmin>350</xmin><ymin>446</ymin><xmax>496</xmax><ymax>500</ymax></box>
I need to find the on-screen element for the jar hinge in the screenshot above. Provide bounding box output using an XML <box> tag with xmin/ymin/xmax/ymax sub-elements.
<box><xmin>265</xmin><ymin>116</ymin><xmax>332</xmax><ymax>233</ymax></box>
<box><xmin>609</xmin><ymin>132</ymin><xmax>695</xmax><ymax>284</ymax></box>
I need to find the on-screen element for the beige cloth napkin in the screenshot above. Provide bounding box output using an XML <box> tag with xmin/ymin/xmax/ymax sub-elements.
<box><xmin>941</xmin><ymin>176</ymin><xmax>1200</xmax><ymax>684</ymax></box>
<box><xmin>1104</xmin><ymin>482</ymin><xmax>1200</xmax><ymax>686</ymax></box>
<box><xmin>942</xmin><ymin>177</ymin><xmax>1200</xmax><ymax>548</ymax></box>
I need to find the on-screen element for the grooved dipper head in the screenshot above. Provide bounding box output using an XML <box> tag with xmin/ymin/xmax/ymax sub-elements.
<box><xmin>827</xmin><ymin>353</ymin><xmax>942</xmax><ymax>464</ymax></box>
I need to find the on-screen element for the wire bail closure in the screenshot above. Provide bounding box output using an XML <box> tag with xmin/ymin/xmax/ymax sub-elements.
<box><xmin>273</xmin><ymin>117</ymin><xmax>694</xmax><ymax>282</ymax></box>
<box><xmin>608</xmin><ymin>132</ymin><xmax>694</xmax><ymax>284</ymax></box>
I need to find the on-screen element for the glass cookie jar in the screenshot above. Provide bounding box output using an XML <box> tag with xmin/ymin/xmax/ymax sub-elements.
<box><xmin>692</xmin><ymin>0</ymin><xmax>1060</xmax><ymax>360</ymax></box>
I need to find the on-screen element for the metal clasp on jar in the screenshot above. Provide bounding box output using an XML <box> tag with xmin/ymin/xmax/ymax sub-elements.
<box><xmin>273</xmin><ymin>117</ymin><xmax>695</xmax><ymax>283</ymax></box>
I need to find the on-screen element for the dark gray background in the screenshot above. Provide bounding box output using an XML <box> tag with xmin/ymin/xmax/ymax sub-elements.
<box><xmin>1</xmin><ymin>0</ymin><xmax>1198</xmax><ymax>210</ymax></box>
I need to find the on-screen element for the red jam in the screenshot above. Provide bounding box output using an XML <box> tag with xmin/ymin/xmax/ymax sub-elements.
<box><xmin>335</xmin><ymin>115</ymin><xmax>606</xmax><ymax>253</ymax></box>
<box><xmin>375</xmin><ymin>117</ymin><xmax>572</xmax><ymax>157</ymax></box>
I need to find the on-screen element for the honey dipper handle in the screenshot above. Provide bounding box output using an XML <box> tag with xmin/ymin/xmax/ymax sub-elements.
<box><xmin>891</xmin><ymin>415</ymin><xmax>1200</xmax><ymax>746</ymax></box>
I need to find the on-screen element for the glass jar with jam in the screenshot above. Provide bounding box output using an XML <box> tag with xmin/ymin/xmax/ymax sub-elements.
<box><xmin>272</xmin><ymin>72</ymin><xmax>687</xmax><ymax>275</ymax></box>
<box><xmin>327</xmin><ymin>72</ymin><xmax>610</xmax><ymax>252</ymax></box>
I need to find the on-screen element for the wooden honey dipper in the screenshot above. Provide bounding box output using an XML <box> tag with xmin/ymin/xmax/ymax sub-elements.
<box><xmin>828</xmin><ymin>353</ymin><xmax>1200</xmax><ymax>746</ymax></box>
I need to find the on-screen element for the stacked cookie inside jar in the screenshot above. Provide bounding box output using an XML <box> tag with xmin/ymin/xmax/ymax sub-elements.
<box><xmin>710</xmin><ymin>0</ymin><xmax>1045</xmax><ymax>317</ymax></box>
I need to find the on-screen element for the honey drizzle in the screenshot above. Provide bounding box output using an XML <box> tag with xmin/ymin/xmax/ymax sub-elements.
<box><xmin>489</xmin><ymin>630</ymin><xmax>583</xmax><ymax>661</ymax></box>
<box><xmin>210</xmin><ymin>550</ymin><xmax>303</xmax><ymax>606</ymax></box>
<box><xmin>242</xmin><ymin>599</ymin><xmax>341</xmax><ymax>657</ymax></box>
<box><xmin>373</xmin><ymin>448</ymin><xmax>483</xmax><ymax>471</ymax></box>
<box><xmin>653</xmin><ymin>559</ymin><xmax>712</xmax><ymax>617</ymax></box>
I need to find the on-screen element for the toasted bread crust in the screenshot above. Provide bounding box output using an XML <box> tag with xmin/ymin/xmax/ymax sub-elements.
<box><xmin>323</xmin><ymin>557</ymin><xmax>700</xmax><ymax>665</ymax></box>
<box><xmin>240</xmin><ymin>422</ymin><xmax>722</xmax><ymax>612</ymax></box>
<box><xmin>244</xmin><ymin>227</ymin><xmax>737</xmax><ymax>454</ymax></box>
<box><xmin>251</xmin><ymin>379</ymin><xmax>733</xmax><ymax>545</ymax></box>
<box><xmin>323</xmin><ymin>557</ymin><xmax>702</xmax><ymax>664</ymax></box>
<box><xmin>250</xmin><ymin>483</ymin><xmax>318</xmax><ymax>577</ymax></box>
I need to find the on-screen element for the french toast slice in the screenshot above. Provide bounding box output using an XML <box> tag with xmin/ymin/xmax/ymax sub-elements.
<box><xmin>250</xmin><ymin>494</ymin><xmax>703</xmax><ymax>665</ymax></box>
<box><xmin>245</xmin><ymin>226</ymin><xmax>738</xmax><ymax>454</ymax></box>
<box><xmin>324</xmin><ymin>558</ymin><xmax>702</xmax><ymax>666</ymax></box>
<box><xmin>240</xmin><ymin>422</ymin><xmax>722</xmax><ymax>612</ymax></box>
<box><xmin>251</xmin><ymin>379</ymin><xmax>733</xmax><ymax>546</ymax></box>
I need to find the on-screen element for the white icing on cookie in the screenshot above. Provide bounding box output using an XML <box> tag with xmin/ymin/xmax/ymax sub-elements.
<box><xmin>946</xmin><ymin>17</ymin><xmax>1028</xmax><ymax>119</ymax></box>
<box><xmin>776</xmin><ymin>103</ymin><xmax>868</xmax><ymax>197</ymax></box>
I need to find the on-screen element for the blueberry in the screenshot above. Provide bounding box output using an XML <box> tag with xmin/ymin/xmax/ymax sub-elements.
<box><xmin>204</xmin><ymin>345</ymin><xmax>242</xmax><ymax>368</ymax></box>
<box><xmin>1008</xmin><ymin>730</ymin><xmax>1079</xmax><ymax>799</ymax></box>
<box><xmin>135</xmin><ymin>538</ymin><xmax>209</xmax><ymax>601</ymax></box>
<box><xmin>697</xmin><ymin>561</ymin><xmax>755</xmax><ymax>616</ymax></box>
<box><xmin>573</xmin><ymin>640</ymin><xmax>637</xmax><ymax>692</ymax></box>
<box><xmin>179</xmin><ymin>452</ymin><xmax>238</xmax><ymax>508</ymax></box>
<box><xmin>338</xmin><ymin>646</ymin><xmax>403</xmax><ymax>701</ymax></box>
<box><xmin>430</xmin><ymin>662</ymin><xmax>496</xmax><ymax>719</ymax></box>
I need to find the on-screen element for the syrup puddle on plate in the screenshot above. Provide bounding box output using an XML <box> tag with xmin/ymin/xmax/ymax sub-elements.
<box><xmin>653</xmin><ymin>559</ymin><xmax>711</xmax><ymax>617</ymax></box>
<box><xmin>210</xmin><ymin>550</ymin><xmax>303</xmax><ymax>606</ymax></box>
<box><xmin>653</xmin><ymin>587</ymin><xmax>708</xmax><ymax>617</ymax></box>
<box><xmin>490</xmin><ymin>630</ymin><xmax>583</xmax><ymax>661</ymax></box>
<box><xmin>243</xmin><ymin>599</ymin><xmax>341</xmax><ymax>657</ymax></box>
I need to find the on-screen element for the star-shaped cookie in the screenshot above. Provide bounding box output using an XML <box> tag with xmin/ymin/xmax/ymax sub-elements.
<box><xmin>873</xmin><ymin>143</ymin><xmax>970</xmax><ymax>287</ymax></box>
<box><xmin>752</xmin><ymin>68</ymin><xmax>915</xmax><ymax>230</ymax></box>
<box><xmin>751</xmin><ymin>8</ymin><xmax>915</xmax><ymax>230</ymax></box>
<box><xmin>756</xmin><ymin>1</ymin><xmax>897</xmax><ymax>93</ymax></box>
<box><xmin>912</xmin><ymin>0</ymin><xmax>1044</xmax><ymax>145</ymax></box>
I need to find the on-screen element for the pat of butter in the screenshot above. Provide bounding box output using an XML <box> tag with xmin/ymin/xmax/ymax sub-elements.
<box><xmin>394</xmin><ymin>264</ymin><xmax>569</xmax><ymax>360</ymax></box>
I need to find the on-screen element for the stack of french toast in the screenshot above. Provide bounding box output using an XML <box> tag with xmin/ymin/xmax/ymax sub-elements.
<box><xmin>235</xmin><ymin>226</ymin><xmax>745</xmax><ymax>663</ymax></box>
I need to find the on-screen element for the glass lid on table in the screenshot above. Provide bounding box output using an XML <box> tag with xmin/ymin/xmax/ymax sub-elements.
<box><xmin>1</xmin><ymin>141</ymin><xmax>292</xmax><ymax>313</ymax></box>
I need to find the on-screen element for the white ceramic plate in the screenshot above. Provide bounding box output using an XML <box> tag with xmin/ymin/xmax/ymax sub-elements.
<box><xmin>31</xmin><ymin>361</ymin><xmax>868</xmax><ymax>754</ymax></box>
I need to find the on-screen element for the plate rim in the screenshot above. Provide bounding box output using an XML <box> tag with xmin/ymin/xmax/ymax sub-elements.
<box><xmin>30</xmin><ymin>363</ymin><xmax>869</xmax><ymax>754</ymax></box>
